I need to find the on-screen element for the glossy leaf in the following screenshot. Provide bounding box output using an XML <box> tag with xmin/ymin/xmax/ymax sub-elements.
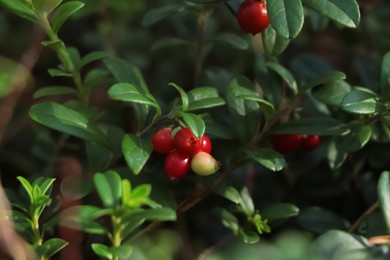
<box><xmin>297</xmin><ymin>207</ymin><xmax>350</xmax><ymax>234</ymax></box>
<box><xmin>0</xmin><ymin>0</ymin><xmax>37</xmax><ymax>22</ymax></box>
<box><xmin>237</xmin><ymin>228</ymin><xmax>260</xmax><ymax>244</ymax></box>
<box><xmin>215</xmin><ymin>186</ymin><xmax>241</xmax><ymax>204</ymax></box>
<box><xmin>256</xmin><ymin>55</ymin><xmax>282</xmax><ymax>107</ymax></box>
<box><xmin>48</xmin><ymin>68</ymin><xmax>72</xmax><ymax>77</ymax></box>
<box><xmin>239</xmin><ymin>187</ymin><xmax>255</xmax><ymax>216</ymax></box>
<box><xmin>93</xmin><ymin>173</ymin><xmax>115</xmax><ymax>207</ymax></box>
<box><xmin>29</xmin><ymin>102</ymin><xmax>109</xmax><ymax>148</ymax></box>
<box><xmin>262</xmin><ymin>26</ymin><xmax>291</xmax><ymax>56</ymax></box>
<box><xmin>122</xmin><ymin>134</ymin><xmax>152</xmax><ymax>175</ymax></box>
<box><xmin>108</xmin><ymin>83</ymin><xmax>158</xmax><ymax>107</ymax></box>
<box><xmin>271</xmin><ymin>117</ymin><xmax>348</xmax><ymax>135</ymax></box>
<box><xmin>267</xmin><ymin>0</ymin><xmax>304</xmax><ymax>39</ymax></box>
<box><xmin>134</xmin><ymin>207</ymin><xmax>177</xmax><ymax>221</ymax></box>
<box><xmin>302</xmin><ymin>0</ymin><xmax>360</xmax><ymax>28</ymax></box>
<box><xmin>80</xmin><ymin>51</ymin><xmax>107</xmax><ymax>68</ymax></box>
<box><xmin>33</xmin><ymin>86</ymin><xmax>77</xmax><ymax>99</ymax></box>
<box><xmin>311</xmin><ymin>79</ymin><xmax>351</xmax><ymax>106</ymax></box>
<box><xmin>246</xmin><ymin>148</ymin><xmax>285</xmax><ymax>172</ymax></box>
<box><xmin>170</xmin><ymin>82</ymin><xmax>189</xmax><ymax>112</ymax></box>
<box><xmin>342</xmin><ymin>89</ymin><xmax>385</xmax><ymax>114</ymax></box>
<box><xmin>337</xmin><ymin>123</ymin><xmax>372</xmax><ymax>153</ymax></box>
<box><xmin>303</xmin><ymin>71</ymin><xmax>347</xmax><ymax>91</ymax></box>
<box><xmin>378</xmin><ymin>171</ymin><xmax>390</xmax><ymax>234</ymax></box>
<box><xmin>178</xmin><ymin>112</ymin><xmax>205</xmax><ymax>138</ymax></box>
<box><xmin>51</xmin><ymin>1</ymin><xmax>85</xmax><ymax>33</ymax></box>
<box><xmin>327</xmin><ymin>141</ymin><xmax>347</xmax><ymax>169</ymax></box>
<box><xmin>381</xmin><ymin>51</ymin><xmax>390</xmax><ymax>101</ymax></box>
<box><xmin>16</xmin><ymin>177</ymin><xmax>33</xmax><ymax>203</ymax></box>
<box><xmin>37</xmin><ymin>238</ymin><xmax>68</xmax><ymax>259</ymax></box>
<box><xmin>262</xmin><ymin>203</ymin><xmax>300</xmax><ymax>223</ymax></box>
<box><xmin>142</xmin><ymin>4</ymin><xmax>185</xmax><ymax>27</ymax></box>
<box><xmin>92</xmin><ymin>244</ymin><xmax>113</xmax><ymax>260</ymax></box>
<box><xmin>266</xmin><ymin>61</ymin><xmax>298</xmax><ymax>94</ymax></box>
<box><xmin>221</xmin><ymin>208</ymin><xmax>239</xmax><ymax>234</ymax></box>
<box><xmin>32</xmin><ymin>0</ymin><xmax>62</xmax><ymax>15</ymax></box>
<box><xmin>111</xmin><ymin>245</ymin><xmax>133</xmax><ymax>259</ymax></box>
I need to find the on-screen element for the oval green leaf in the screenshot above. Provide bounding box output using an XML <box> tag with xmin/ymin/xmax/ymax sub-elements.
<box><xmin>122</xmin><ymin>134</ymin><xmax>152</xmax><ymax>175</ymax></box>
<box><xmin>381</xmin><ymin>51</ymin><xmax>390</xmax><ymax>102</ymax></box>
<box><xmin>342</xmin><ymin>89</ymin><xmax>385</xmax><ymax>114</ymax></box>
<box><xmin>245</xmin><ymin>148</ymin><xmax>286</xmax><ymax>172</ymax></box>
<box><xmin>178</xmin><ymin>112</ymin><xmax>205</xmax><ymax>138</ymax></box>
<box><xmin>108</xmin><ymin>82</ymin><xmax>157</xmax><ymax>107</ymax></box>
<box><xmin>378</xmin><ymin>171</ymin><xmax>390</xmax><ymax>234</ymax></box>
<box><xmin>271</xmin><ymin>117</ymin><xmax>348</xmax><ymax>135</ymax></box>
<box><xmin>262</xmin><ymin>26</ymin><xmax>291</xmax><ymax>56</ymax></box>
<box><xmin>51</xmin><ymin>1</ymin><xmax>85</xmax><ymax>33</ymax></box>
<box><xmin>311</xmin><ymin>79</ymin><xmax>351</xmax><ymax>106</ymax></box>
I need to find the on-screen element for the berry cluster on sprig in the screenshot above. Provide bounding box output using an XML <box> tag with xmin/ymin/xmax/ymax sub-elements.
<box><xmin>151</xmin><ymin>127</ymin><xmax>220</xmax><ymax>181</ymax></box>
<box><xmin>271</xmin><ymin>134</ymin><xmax>321</xmax><ymax>154</ymax></box>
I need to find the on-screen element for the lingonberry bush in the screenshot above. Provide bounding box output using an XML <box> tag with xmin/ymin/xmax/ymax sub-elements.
<box><xmin>0</xmin><ymin>0</ymin><xmax>389</xmax><ymax>259</ymax></box>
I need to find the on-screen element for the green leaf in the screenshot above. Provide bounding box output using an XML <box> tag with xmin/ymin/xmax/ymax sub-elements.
<box><xmin>93</xmin><ymin>173</ymin><xmax>115</xmax><ymax>207</ymax></box>
<box><xmin>16</xmin><ymin>176</ymin><xmax>33</xmax><ymax>203</ymax></box>
<box><xmin>303</xmin><ymin>71</ymin><xmax>347</xmax><ymax>91</ymax></box>
<box><xmin>266</xmin><ymin>61</ymin><xmax>298</xmax><ymax>94</ymax></box>
<box><xmin>342</xmin><ymin>89</ymin><xmax>385</xmax><ymax>114</ymax></box>
<box><xmin>122</xmin><ymin>134</ymin><xmax>152</xmax><ymax>175</ymax></box>
<box><xmin>80</xmin><ymin>51</ymin><xmax>107</xmax><ymax>69</ymax></box>
<box><xmin>121</xmin><ymin>179</ymin><xmax>132</xmax><ymax>206</ymax></box>
<box><xmin>327</xmin><ymin>141</ymin><xmax>347</xmax><ymax>169</ymax></box>
<box><xmin>262</xmin><ymin>26</ymin><xmax>291</xmax><ymax>56</ymax></box>
<box><xmin>239</xmin><ymin>187</ymin><xmax>255</xmax><ymax>216</ymax></box>
<box><xmin>33</xmin><ymin>86</ymin><xmax>77</xmax><ymax>99</ymax></box>
<box><xmin>111</xmin><ymin>245</ymin><xmax>133</xmax><ymax>260</ymax></box>
<box><xmin>302</xmin><ymin>0</ymin><xmax>360</xmax><ymax>28</ymax></box>
<box><xmin>51</xmin><ymin>1</ymin><xmax>85</xmax><ymax>33</ymax></box>
<box><xmin>108</xmin><ymin>83</ymin><xmax>158</xmax><ymax>107</ymax></box>
<box><xmin>37</xmin><ymin>238</ymin><xmax>68</xmax><ymax>259</ymax></box>
<box><xmin>29</xmin><ymin>103</ymin><xmax>109</xmax><ymax>148</ymax></box>
<box><xmin>169</xmin><ymin>82</ymin><xmax>189</xmax><ymax>112</ymax></box>
<box><xmin>262</xmin><ymin>203</ymin><xmax>300</xmax><ymax>224</ymax></box>
<box><xmin>133</xmin><ymin>207</ymin><xmax>177</xmax><ymax>221</ymax></box>
<box><xmin>336</xmin><ymin>122</ymin><xmax>372</xmax><ymax>153</ymax></box>
<box><xmin>92</xmin><ymin>244</ymin><xmax>113</xmax><ymax>260</ymax></box>
<box><xmin>141</xmin><ymin>4</ymin><xmax>185</xmax><ymax>27</ymax></box>
<box><xmin>267</xmin><ymin>0</ymin><xmax>304</xmax><ymax>39</ymax></box>
<box><xmin>220</xmin><ymin>208</ymin><xmax>239</xmax><ymax>234</ymax></box>
<box><xmin>131</xmin><ymin>184</ymin><xmax>151</xmax><ymax>200</ymax></box>
<box><xmin>214</xmin><ymin>186</ymin><xmax>241</xmax><ymax>204</ymax></box>
<box><xmin>178</xmin><ymin>112</ymin><xmax>205</xmax><ymax>138</ymax></box>
<box><xmin>311</xmin><ymin>79</ymin><xmax>351</xmax><ymax>106</ymax></box>
<box><xmin>309</xmin><ymin>230</ymin><xmax>370</xmax><ymax>259</ymax></box>
<box><xmin>378</xmin><ymin>171</ymin><xmax>390</xmax><ymax>234</ymax></box>
<box><xmin>32</xmin><ymin>0</ymin><xmax>62</xmax><ymax>15</ymax></box>
<box><xmin>213</xmin><ymin>33</ymin><xmax>248</xmax><ymax>50</ymax></box>
<box><xmin>297</xmin><ymin>207</ymin><xmax>350</xmax><ymax>234</ymax></box>
<box><xmin>39</xmin><ymin>178</ymin><xmax>55</xmax><ymax>195</ymax></box>
<box><xmin>237</xmin><ymin>228</ymin><xmax>260</xmax><ymax>244</ymax></box>
<box><xmin>0</xmin><ymin>0</ymin><xmax>37</xmax><ymax>22</ymax></box>
<box><xmin>381</xmin><ymin>51</ymin><xmax>390</xmax><ymax>102</ymax></box>
<box><xmin>246</xmin><ymin>148</ymin><xmax>286</xmax><ymax>172</ymax></box>
<box><xmin>48</xmin><ymin>68</ymin><xmax>72</xmax><ymax>77</ymax></box>
<box><xmin>105</xmin><ymin>171</ymin><xmax>122</xmax><ymax>206</ymax></box>
<box><xmin>121</xmin><ymin>215</ymin><xmax>145</xmax><ymax>240</ymax></box>
<box><xmin>271</xmin><ymin>117</ymin><xmax>348</xmax><ymax>135</ymax></box>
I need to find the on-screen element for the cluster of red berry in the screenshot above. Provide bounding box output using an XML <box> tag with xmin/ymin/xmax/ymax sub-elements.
<box><xmin>271</xmin><ymin>134</ymin><xmax>321</xmax><ymax>154</ymax></box>
<box><xmin>236</xmin><ymin>0</ymin><xmax>270</xmax><ymax>35</ymax></box>
<box><xmin>151</xmin><ymin>127</ymin><xmax>220</xmax><ymax>181</ymax></box>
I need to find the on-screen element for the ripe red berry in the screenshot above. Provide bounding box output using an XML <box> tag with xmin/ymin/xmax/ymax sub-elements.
<box><xmin>301</xmin><ymin>135</ymin><xmax>321</xmax><ymax>150</ymax></box>
<box><xmin>151</xmin><ymin>128</ymin><xmax>174</xmax><ymax>154</ymax></box>
<box><xmin>164</xmin><ymin>150</ymin><xmax>191</xmax><ymax>181</ymax></box>
<box><xmin>236</xmin><ymin>0</ymin><xmax>270</xmax><ymax>35</ymax></box>
<box><xmin>271</xmin><ymin>134</ymin><xmax>302</xmax><ymax>154</ymax></box>
<box><xmin>200</xmin><ymin>135</ymin><xmax>212</xmax><ymax>154</ymax></box>
<box><xmin>172</xmin><ymin>127</ymin><xmax>202</xmax><ymax>156</ymax></box>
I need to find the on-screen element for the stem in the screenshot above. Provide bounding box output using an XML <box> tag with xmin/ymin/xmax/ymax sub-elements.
<box><xmin>111</xmin><ymin>214</ymin><xmax>123</xmax><ymax>260</ymax></box>
<box><xmin>349</xmin><ymin>201</ymin><xmax>379</xmax><ymax>233</ymax></box>
<box><xmin>38</xmin><ymin>14</ymin><xmax>87</xmax><ymax>104</ymax></box>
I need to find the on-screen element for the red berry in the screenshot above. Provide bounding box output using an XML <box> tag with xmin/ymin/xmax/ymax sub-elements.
<box><xmin>164</xmin><ymin>150</ymin><xmax>191</xmax><ymax>181</ymax></box>
<box><xmin>271</xmin><ymin>134</ymin><xmax>302</xmax><ymax>154</ymax></box>
<box><xmin>237</xmin><ymin>0</ymin><xmax>270</xmax><ymax>35</ymax></box>
<box><xmin>191</xmin><ymin>151</ymin><xmax>220</xmax><ymax>176</ymax></box>
<box><xmin>200</xmin><ymin>135</ymin><xmax>212</xmax><ymax>154</ymax></box>
<box><xmin>172</xmin><ymin>128</ymin><xmax>201</xmax><ymax>156</ymax></box>
<box><xmin>301</xmin><ymin>135</ymin><xmax>321</xmax><ymax>150</ymax></box>
<box><xmin>151</xmin><ymin>128</ymin><xmax>174</xmax><ymax>154</ymax></box>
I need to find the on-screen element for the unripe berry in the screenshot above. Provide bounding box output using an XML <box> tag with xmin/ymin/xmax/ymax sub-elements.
<box><xmin>164</xmin><ymin>150</ymin><xmax>191</xmax><ymax>181</ymax></box>
<box><xmin>173</xmin><ymin>127</ymin><xmax>202</xmax><ymax>156</ymax></box>
<box><xmin>191</xmin><ymin>151</ymin><xmax>220</xmax><ymax>176</ymax></box>
<box><xmin>151</xmin><ymin>128</ymin><xmax>174</xmax><ymax>154</ymax></box>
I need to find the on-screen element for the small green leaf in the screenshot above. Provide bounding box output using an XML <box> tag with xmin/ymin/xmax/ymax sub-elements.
<box><xmin>111</xmin><ymin>245</ymin><xmax>133</xmax><ymax>259</ymax></box>
<box><xmin>267</xmin><ymin>0</ymin><xmax>304</xmax><ymax>39</ymax></box>
<box><xmin>262</xmin><ymin>203</ymin><xmax>300</xmax><ymax>224</ymax></box>
<box><xmin>32</xmin><ymin>0</ymin><xmax>62</xmax><ymax>15</ymax></box>
<box><xmin>187</xmin><ymin>87</ymin><xmax>226</xmax><ymax>111</ymax></box>
<box><xmin>266</xmin><ymin>61</ymin><xmax>298</xmax><ymax>94</ymax></box>
<box><xmin>93</xmin><ymin>173</ymin><xmax>114</xmax><ymax>207</ymax></box>
<box><xmin>37</xmin><ymin>238</ymin><xmax>68</xmax><ymax>259</ymax></box>
<box><xmin>169</xmin><ymin>82</ymin><xmax>189</xmax><ymax>112</ymax></box>
<box><xmin>239</xmin><ymin>187</ymin><xmax>255</xmax><ymax>216</ymax></box>
<box><xmin>121</xmin><ymin>179</ymin><xmax>132</xmax><ymax>206</ymax></box>
<box><xmin>121</xmin><ymin>215</ymin><xmax>145</xmax><ymax>240</ymax></box>
<box><xmin>381</xmin><ymin>51</ymin><xmax>390</xmax><ymax>102</ymax></box>
<box><xmin>302</xmin><ymin>0</ymin><xmax>360</xmax><ymax>28</ymax></box>
<box><xmin>122</xmin><ymin>134</ymin><xmax>152</xmax><ymax>175</ymax></box>
<box><xmin>16</xmin><ymin>177</ymin><xmax>33</xmax><ymax>203</ymax></box>
<box><xmin>33</xmin><ymin>86</ymin><xmax>77</xmax><ymax>99</ymax></box>
<box><xmin>214</xmin><ymin>186</ymin><xmax>241</xmax><ymax>204</ymax></box>
<box><xmin>271</xmin><ymin>118</ymin><xmax>348</xmax><ymax>135</ymax></box>
<box><xmin>378</xmin><ymin>171</ymin><xmax>390</xmax><ymax>234</ymax></box>
<box><xmin>80</xmin><ymin>51</ymin><xmax>107</xmax><ymax>68</ymax></box>
<box><xmin>29</xmin><ymin>103</ymin><xmax>109</xmax><ymax>148</ymax></box>
<box><xmin>262</xmin><ymin>26</ymin><xmax>291</xmax><ymax>56</ymax></box>
<box><xmin>213</xmin><ymin>33</ymin><xmax>248</xmax><ymax>50</ymax></box>
<box><xmin>304</xmin><ymin>71</ymin><xmax>347</xmax><ymax>91</ymax></box>
<box><xmin>141</xmin><ymin>4</ymin><xmax>185</xmax><ymax>27</ymax></box>
<box><xmin>178</xmin><ymin>112</ymin><xmax>206</xmax><ymax>138</ymax></box>
<box><xmin>311</xmin><ymin>79</ymin><xmax>351</xmax><ymax>106</ymax></box>
<box><xmin>237</xmin><ymin>228</ymin><xmax>260</xmax><ymax>244</ymax></box>
<box><xmin>246</xmin><ymin>148</ymin><xmax>286</xmax><ymax>172</ymax></box>
<box><xmin>134</xmin><ymin>207</ymin><xmax>177</xmax><ymax>221</ymax></box>
<box><xmin>337</xmin><ymin>123</ymin><xmax>372</xmax><ymax>153</ymax></box>
<box><xmin>92</xmin><ymin>244</ymin><xmax>113</xmax><ymax>260</ymax></box>
<box><xmin>0</xmin><ymin>0</ymin><xmax>37</xmax><ymax>22</ymax></box>
<box><xmin>327</xmin><ymin>141</ymin><xmax>347</xmax><ymax>169</ymax></box>
<box><xmin>39</xmin><ymin>178</ymin><xmax>55</xmax><ymax>195</ymax></box>
<box><xmin>131</xmin><ymin>184</ymin><xmax>151</xmax><ymax>200</ymax></box>
<box><xmin>105</xmin><ymin>171</ymin><xmax>122</xmax><ymax>206</ymax></box>
<box><xmin>342</xmin><ymin>89</ymin><xmax>385</xmax><ymax>114</ymax></box>
<box><xmin>108</xmin><ymin>83</ymin><xmax>158</xmax><ymax>107</ymax></box>
<box><xmin>51</xmin><ymin>1</ymin><xmax>85</xmax><ymax>33</ymax></box>
<box><xmin>48</xmin><ymin>68</ymin><xmax>72</xmax><ymax>77</ymax></box>
<box><xmin>220</xmin><ymin>209</ymin><xmax>239</xmax><ymax>234</ymax></box>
